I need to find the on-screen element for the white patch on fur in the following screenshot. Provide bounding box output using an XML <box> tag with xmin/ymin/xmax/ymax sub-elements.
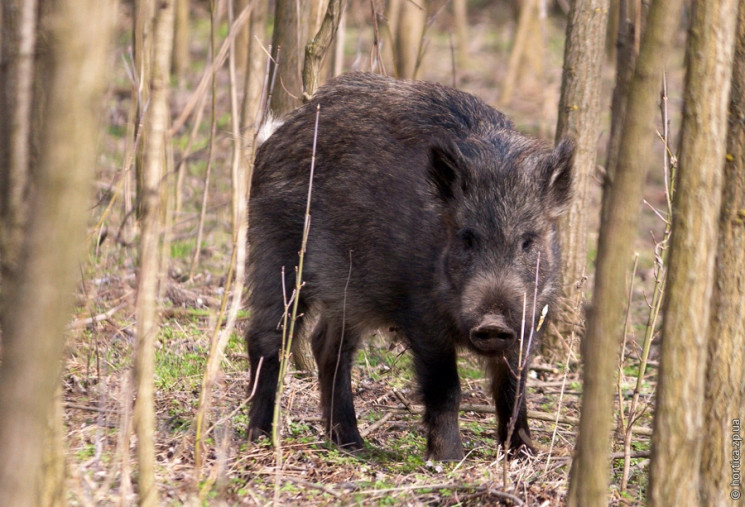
<box><xmin>256</xmin><ymin>114</ymin><xmax>284</xmax><ymax>146</ymax></box>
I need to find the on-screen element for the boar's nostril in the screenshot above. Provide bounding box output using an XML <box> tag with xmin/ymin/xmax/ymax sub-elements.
<box><xmin>471</xmin><ymin>325</ymin><xmax>515</xmax><ymax>343</ymax></box>
<box><xmin>469</xmin><ymin>314</ymin><xmax>516</xmax><ymax>353</ymax></box>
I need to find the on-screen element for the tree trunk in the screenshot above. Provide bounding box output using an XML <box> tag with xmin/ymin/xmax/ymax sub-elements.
<box><xmin>240</xmin><ymin>0</ymin><xmax>268</xmax><ymax>134</ymax></box>
<box><xmin>172</xmin><ymin>0</ymin><xmax>190</xmax><ymax>81</ymax></box>
<box><xmin>453</xmin><ymin>0</ymin><xmax>468</xmax><ymax>68</ymax></box>
<box><xmin>0</xmin><ymin>0</ymin><xmax>37</xmax><ymax>287</ymax></box>
<box><xmin>235</xmin><ymin>0</ymin><xmax>250</xmax><ymax>75</ymax></box>
<box><xmin>0</xmin><ymin>0</ymin><xmax>115</xmax><ymax>504</ymax></box>
<box><xmin>269</xmin><ymin>0</ymin><xmax>308</xmax><ymax>114</ymax></box>
<box><xmin>134</xmin><ymin>0</ymin><xmax>155</xmax><ymax>218</ymax></box>
<box><xmin>134</xmin><ymin>0</ymin><xmax>175</xmax><ymax>505</ymax></box>
<box><xmin>647</xmin><ymin>0</ymin><xmax>739</xmax><ymax>504</ymax></box>
<box><xmin>501</xmin><ymin>0</ymin><xmax>537</xmax><ymax>106</ymax></box>
<box><xmin>566</xmin><ymin>1</ymin><xmax>685</xmax><ymax>505</ymax></box>
<box><xmin>383</xmin><ymin>0</ymin><xmax>401</xmax><ymax>73</ymax></box>
<box><xmin>302</xmin><ymin>0</ymin><xmax>344</xmax><ymax>98</ymax></box>
<box><xmin>546</xmin><ymin>0</ymin><xmax>609</xmax><ymax>355</ymax></box>
<box><xmin>394</xmin><ymin>0</ymin><xmax>426</xmax><ymax>79</ymax></box>
<box><xmin>699</xmin><ymin>3</ymin><xmax>745</xmax><ymax>505</ymax></box>
<box><xmin>603</xmin><ymin>0</ymin><xmax>640</xmax><ymax>208</ymax></box>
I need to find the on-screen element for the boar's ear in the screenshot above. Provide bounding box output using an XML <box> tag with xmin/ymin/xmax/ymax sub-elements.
<box><xmin>429</xmin><ymin>139</ymin><xmax>468</xmax><ymax>203</ymax></box>
<box><xmin>540</xmin><ymin>137</ymin><xmax>575</xmax><ymax>217</ymax></box>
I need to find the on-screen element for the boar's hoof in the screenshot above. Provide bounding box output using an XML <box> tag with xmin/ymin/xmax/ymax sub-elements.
<box><xmin>247</xmin><ymin>425</ymin><xmax>271</xmax><ymax>443</ymax></box>
<box><xmin>505</xmin><ymin>428</ymin><xmax>535</xmax><ymax>459</ymax></box>
<box><xmin>426</xmin><ymin>435</ymin><xmax>465</xmax><ymax>461</ymax></box>
<box><xmin>469</xmin><ymin>314</ymin><xmax>516</xmax><ymax>353</ymax></box>
<box><xmin>330</xmin><ymin>428</ymin><xmax>364</xmax><ymax>452</ymax></box>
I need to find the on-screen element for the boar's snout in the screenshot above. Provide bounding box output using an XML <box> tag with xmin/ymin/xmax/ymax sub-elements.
<box><xmin>469</xmin><ymin>314</ymin><xmax>516</xmax><ymax>353</ymax></box>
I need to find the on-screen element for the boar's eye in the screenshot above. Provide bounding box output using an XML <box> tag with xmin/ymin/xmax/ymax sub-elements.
<box><xmin>521</xmin><ymin>233</ymin><xmax>536</xmax><ymax>252</ymax></box>
<box><xmin>458</xmin><ymin>229</ymin><xmax>478</xmax><ymax>250</ymax></box>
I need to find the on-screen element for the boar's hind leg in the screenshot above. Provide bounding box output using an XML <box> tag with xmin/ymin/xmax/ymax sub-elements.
<box><xmin>487</xmin><ymin>357</ymin><xmax>534</xmax><ymax>454</ymax></box>
<box><xmin>411</xmin><ymin>342</ymin><xmax>464</xmax><ymax>461</ymax></box>
<box><xmin>246</xmin><ymin>297</ymin><xmax>309</xmax><ymax>442</ymax></box>
<box><xmin>310</xmin><ymin>316</ymin><xmax>364</xmax><ymax>450</ymax></box>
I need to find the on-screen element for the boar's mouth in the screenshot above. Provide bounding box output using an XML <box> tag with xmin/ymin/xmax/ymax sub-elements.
<box><xmin>468</xmin><ymin>314</ymin><xmax>517</xmax><ymax>353</ymax></box>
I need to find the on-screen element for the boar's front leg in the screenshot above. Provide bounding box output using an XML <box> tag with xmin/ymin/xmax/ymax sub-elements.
<box><xmin>487</xmin><ymin>356</ymin><xmax>534</xmax><ymax>455</ymax></box>
<box><xmin>410</xmin><ymin>341</ymin><xmax>464</xmax><ymax>461</ymax></box>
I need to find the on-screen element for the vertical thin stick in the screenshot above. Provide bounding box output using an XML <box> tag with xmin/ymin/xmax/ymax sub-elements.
<box><xmin>503</xmin><ymin>252</ymin><xmax>541</xmax><ymax>486</ymax></box>
<box><xmin>272</xmin><ymin>104</ymin><xmax>321</xmax><ymax>502</ymax></box>
<box><xmin>329</xmin><ymin>251</ymin><xmax>353</xmax><ymax>438</ymax></box>
<box><xmin>616</xmin><ymin>252</ymin><xmax>639</xmax><ymax>437</ymax></box>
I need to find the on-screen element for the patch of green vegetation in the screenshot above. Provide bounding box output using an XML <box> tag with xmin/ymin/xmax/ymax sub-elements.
<box><xmin>75</xmin><ymin>443</ymin><xmax>96</xmax><ymax>460</ymax></box>
<box><xmin>380</xmin><ymin>433</ymin><xmax>427</xmax><ymax>474</ymax></box>
<box><xmin>358</xmin><ymin>343</ymin><xmax>413</xmax><ymax>377</ymax></box>
<box><xmin>463</xmin><ymin>420</ymin><xmax>489</xmax><ymax>437</ymax></box>
<box><xmin>457</xmin><ymin>356</ymin><xmax>483</xmax><ymax>380</ymax></box>
<box><xmin>108</xmin><ymin>123</ymin><xmax>127</xmax><ymax>139</ymax></box>
<box><xmin>217</xmin><ymin>112</ymin><xmax>231</xmax><ymax>130</ymax></box>
<box><xmin>171</xmin><ymin>238</ymin><xmax>196</xmax><ymax>260</ymax></box>
<box><xmin>189</xmin><ymin>158</ymin><xmax>208</xmax><ymax>178</ymax></box>
<box><xmin>155</xmin><ymin>324</ymin><xmax>207</xmax><ymax>391</ymax></box>
<box><xmin>224</xmin><ymin>331</ymin><xmax>245</xmax><ymax>355</ymax></box>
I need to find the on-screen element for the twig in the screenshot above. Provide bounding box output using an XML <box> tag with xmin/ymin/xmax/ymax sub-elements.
<box><xmin>273</xmin><ymin>105</ymin><xmax>321</xmax><ymax>502</ymax></box>
<box><xmin>282</xmin><ymin>476</ymin><xmax>343</xmax><ymax>498</ymax></box>
<box><xmin>393</xmin><ymin>389</ymin><xmax>413</xmax><ymax>411</ymax></box>
<box><xmin>329</xmin><ymin>251</ymin><xmax>353</xmax><ymax>438</ymax></box>
<box><xmin>68</xmin><ymin>302</ymin><xmax>127</xmax><ymax>329</ymax></box>
<box><xmin>617</xmin><ymin>253</ymin><xmax>639</xmax><ymax>436</ymax></box>
<box><xmin>360</xmin><ymin>412</ymin><xmax>394</xmax><ymax>437</ymax></box>
<box><xmin>65</xmin><ymin>403</ymin><xmax>108</xmax><ymax>413</ymax></box>
<box><xmin>544</xmin><ymin>278</ymin><xmax>583</xmax><ymax>474</ymax></box>
<box><xmin>612</xmin><ymin>450</ymin><xmax>650</xmax><ymax>460</ymax></box>
<box><xmin>504</xmin><ymin>253</ymin><xmax>541</xmax><ymax>487</ymax></box>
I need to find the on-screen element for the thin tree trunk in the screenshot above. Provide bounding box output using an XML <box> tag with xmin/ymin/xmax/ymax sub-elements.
<box><xmin>699</xmin><ymin>3</ymin><xmax>745</xmax><ymax>505</ymax></box>
<box><xmin>0</xmin><ymin>0</ymin><xmax>37</xmax><ymax>285</ymax></box>
<box><xmin>172</xmin><ymin>0</ymin><xmax>190</xmax><ymax>81</ymax></box>
<box><xmin>453</xmin><ymin>0</ymin><xmax>468</xmax><ymax>67</ymax></box>
<box><xmin>235</xmin><ymin>0</ymin><xmax>250</xmax><ymax>75</ymax></box>
<box><xmin>603</xmin><ymin>0</ymin><xmax>640</xmax><ymax>207</ymax></box>
<box><xmin>648</xmin><ymin>0</ymin><xmax>739</xmax><ymax>504</ymax></box>
<box><xmin>269</xmin><ymin>0</ymin><xmax>307</xmax><ymax>114</ymax></box>
<box><xmin>546</xmin><ymin>0</ymin><xmax>609</xmax><ymax>354</ymax></box>
<box><xmin>134</xmin><ymin>0</ymin><xmax>175</xmax><ymax>505</ymax></box>
<box><xmin>240</xmin><ymin>0</ymin><xmax>268</xmax><ymax>133</ymax></box>
<box><xmin>332</xmin><ymin>5</ymin><xmax>345</xmax><ymax>76</ymax></box>
<box><xmin>39</xmin><ymin>386</ymin><xmax>65</xmax><ymax>506</ymax></box>
<box><xmin>394</xmin><ymin>0</ymin><xmax>426</xmax><ymax>79</ymax></box>
<box><xmin>0</xmin><ymin>0</ymin><xmax>115</xmax><ymax>504</ymax></box>
<box><xmin>566</xmin><ymin>1</ymin><xmax>684</xmax><ymax>505</ymax></box>
<box><xmin>501</xmin><ymin>0</ymin><xmax>537</xmax><ymax>105</ymax></box>
<box><xmin>384</xmin><ymin>0</ymin><xmax>402</xmax><ymax>73</ymax></box>
<box><xmin>302</xmin><ymin>0</ymin><xmax>344</xmax><ymax>98</ymax></box>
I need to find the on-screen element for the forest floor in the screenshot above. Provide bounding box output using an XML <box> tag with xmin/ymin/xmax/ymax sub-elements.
<box><xmin>63</xmin><ymin>2</ymin><xmax>683</xmax><ymax>505</ymax></box>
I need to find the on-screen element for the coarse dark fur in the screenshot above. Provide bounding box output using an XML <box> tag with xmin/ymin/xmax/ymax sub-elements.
<box><xmin>245</xmin><ymin>72</ymin><xmax>574</xmax><ymax>461</ymax></box>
